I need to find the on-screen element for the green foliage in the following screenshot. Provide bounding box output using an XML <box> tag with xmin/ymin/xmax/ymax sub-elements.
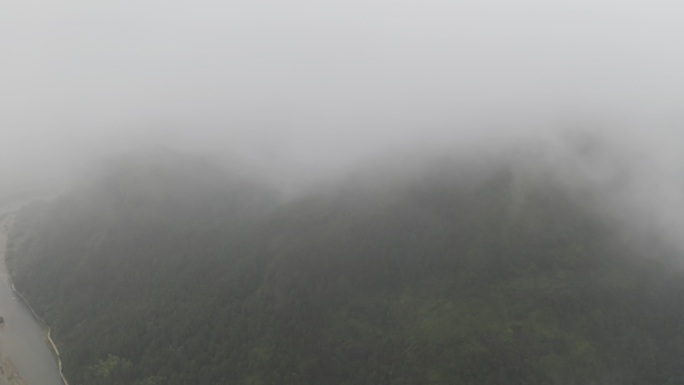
<box><xmin>84</xmin><ymin>355</ymin><xmax>133</xmax><ymax>385</ymax></box>
<box><xmin>6</xmin><ymin>152</ymin><xmax>684</xmax><ymax>384</ymax></box>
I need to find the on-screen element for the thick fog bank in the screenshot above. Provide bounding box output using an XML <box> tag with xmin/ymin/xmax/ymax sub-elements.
<box><xmin>318</xmin><ymin>126</ymin><xmax>684</xmax><ymax>259</ymax></box>
<box><xmin>3</xmin><ymin>0</ymin><xmax>684</xmax><ymax>193</ymax></box>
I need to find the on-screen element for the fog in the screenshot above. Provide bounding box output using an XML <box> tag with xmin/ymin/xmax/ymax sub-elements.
<box><xmin>2</xmin><ymin>0</ymin><xmax>684</xmax><ymax>242</ymax></box>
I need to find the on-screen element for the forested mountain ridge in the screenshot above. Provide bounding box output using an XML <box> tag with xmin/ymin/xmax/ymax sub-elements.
<box><xmin>7</xmin><ymin>150</ymin><xmax>684</xmax><ymax>385</ymax></box>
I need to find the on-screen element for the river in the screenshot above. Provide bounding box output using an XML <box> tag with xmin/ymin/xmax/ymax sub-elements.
<box><xmin>0</xmin><ymin>202</ymin><xmax>64</xmax><ymax>385</ymax></box>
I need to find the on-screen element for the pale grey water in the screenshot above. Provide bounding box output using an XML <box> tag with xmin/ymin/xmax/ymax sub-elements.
<box><xmin>0</xmin><ymin>202</ymin><xmax>64</xmax><ymax>385</ymax></box>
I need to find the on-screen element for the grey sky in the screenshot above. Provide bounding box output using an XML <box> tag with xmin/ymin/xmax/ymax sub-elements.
<box><xmin>2</xmin><ymin>0</ymin><xmax>684</xmax><ymax>186</ymax></box>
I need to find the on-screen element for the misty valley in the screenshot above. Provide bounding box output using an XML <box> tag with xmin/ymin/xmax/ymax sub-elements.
<box><xmin>6</xmin><ymin>0</ymin><xmax>684</xmax><ymax>383</ymax></box>
<box><xmin>1</xmin><ymin>145</ymin><xmax>683</xmax><ymax>385</ymax></box>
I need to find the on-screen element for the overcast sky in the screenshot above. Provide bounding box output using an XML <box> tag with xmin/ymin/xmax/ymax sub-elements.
<box><xmin>2</xmin><ymin>0</ymin><xmax>684</xmax><ymax>187</ymax></box>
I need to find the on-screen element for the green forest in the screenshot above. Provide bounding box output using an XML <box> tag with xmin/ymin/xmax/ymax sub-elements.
<box><xmin>7</xmin><ymin>149</ymin><xmax>684</xmax><ymax>385</ymax></box>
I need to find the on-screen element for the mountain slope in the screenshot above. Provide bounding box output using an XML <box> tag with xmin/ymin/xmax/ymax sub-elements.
<box><xmin>7</xmin><ymin>151</ymin><xmax>684</xmax><ymax>385</ymax></box>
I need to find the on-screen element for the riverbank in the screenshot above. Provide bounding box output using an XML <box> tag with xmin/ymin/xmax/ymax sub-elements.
<box><xmin>9</xmin><ymin>284</ymin><xmax>69</xmax><ymax>385</ymax></box>
<box><xmin>0</xmin><ymin>216</ymin><xmax>29</xmax><ymax>385</ymax></box>
<box><xmin>0</xmin><ymin>214</ymin><xmax>66</xmax><ymax>385</ymax></box>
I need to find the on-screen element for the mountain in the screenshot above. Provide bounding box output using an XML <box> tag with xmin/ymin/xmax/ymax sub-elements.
<box><xmin>7</xmin><ymin>149</ymin><xmax>684</xmax><ymax>385</ymax></box>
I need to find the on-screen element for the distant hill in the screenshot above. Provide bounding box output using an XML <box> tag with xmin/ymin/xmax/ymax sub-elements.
<box><xmin>7</xmin><ymin>149</ymin><xmax>684</xmax><ymax>385</ymax></box>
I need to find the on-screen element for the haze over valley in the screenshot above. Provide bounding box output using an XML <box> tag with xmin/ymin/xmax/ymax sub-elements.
<box><xmin>2</xmin><ymin>1</ymin><xmax>684</xmax><ymax>384</ymax></box>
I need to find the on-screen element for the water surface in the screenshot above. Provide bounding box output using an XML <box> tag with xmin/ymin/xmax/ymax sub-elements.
<box><xmin>0</xmin><ymin>202</ymin><xmax>64</xmax><ymax>385</ymax></box>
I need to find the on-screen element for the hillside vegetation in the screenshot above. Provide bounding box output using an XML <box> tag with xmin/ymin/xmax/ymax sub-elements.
<box><xmin>7</xmin><ymin>149</ymin><xmax>684</xmax><ymax>385</ymax></box>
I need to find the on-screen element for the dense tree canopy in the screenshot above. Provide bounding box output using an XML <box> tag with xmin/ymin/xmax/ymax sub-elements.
<box><xmin>7</xmin><ymin>150</ymin><xmax>684</xmax><ymax>385</ymax></box>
